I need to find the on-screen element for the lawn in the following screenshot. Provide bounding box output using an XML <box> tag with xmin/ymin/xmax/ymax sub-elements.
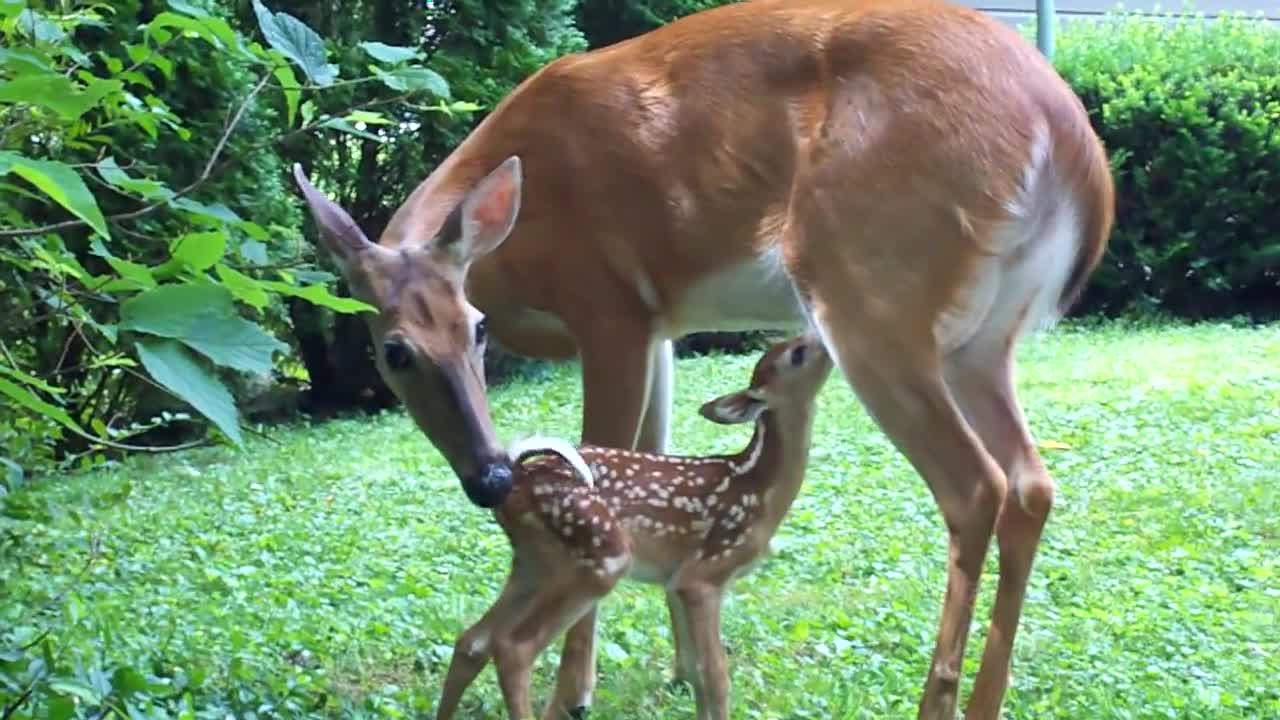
<box><xmin>2</xmin><ymin>321</ymin><xmax>1278</xmax><ymax>719</ymax></box>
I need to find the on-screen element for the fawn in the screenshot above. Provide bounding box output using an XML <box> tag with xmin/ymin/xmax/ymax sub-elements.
<box><xmin>434</xmin><ymin>334</ymin><xmax>833</xmax><ymax>720</ymax></box>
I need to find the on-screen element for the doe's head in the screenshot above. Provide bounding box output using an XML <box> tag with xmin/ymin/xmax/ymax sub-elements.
<box><xmin>699</xmin><ymin>334</ymin><xmax>833</xmax><ymax>425</ymax></box>
<box><xmin>292</xmin><ymin>157</ymin><xmax>523</xmax><ymax>509</ymax></box>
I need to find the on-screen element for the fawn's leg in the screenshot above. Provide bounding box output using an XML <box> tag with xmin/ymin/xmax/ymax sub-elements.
<box><xmin>543</xmin><ymin>322</ymin><xmax>654</xmax><ymax>718</ymax></box>
<box><xmin>494</xmin><ymin>568</ymin><xmax>623</xmax><ymax>720</ymax></box>
<box><xmin>436</xmin><ymin>570</ymin><xmax>531</xmax><ymax>720</ymax></box>
<box><xmin>674</xmin><ymin>581</ymin><xmax>729</xmax><ymax>720</ymax></box>
<box><xmin>666</xmin><ymin>585</ymin><xmax>698</xmax><ymax>686</ymax></box>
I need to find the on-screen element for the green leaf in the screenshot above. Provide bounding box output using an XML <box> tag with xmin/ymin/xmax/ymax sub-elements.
<box><xmin>0</xmin><ymin>362</ymin><xmax>63</xmax><ymax>395</ymax></box>
<box><xmin>261</xmin><ymin>280</ymin><xmax>374</xmax><ymax>314</ymax></box>
<box><xmin>345</xmin><ymin>109</ymin><xmax>392</xmax><ymax>125</ymax></box>
<box><xmin>0</xmin><ymin>73</ymin><xmax>120</xmax><ymax>120</ymax></box>
<box><xmin>15</xmin><ymin>9</ymin><xmax>65</xmax><ymax>44</ymax></box>
<box><xmin>216</xmin><ymin>264</ymin><xmax>270</xmax><ymax>309</ymax></box>
<box><xmin>0</xmin><ymin>47</ymin><xmax>55</xmax><ymax>74</ymax></box>
<box><xmin>359</xmin><ymin>41</ymin><xmax>422</xmax><ymax>64</ymax></box>
<box><xmin>166</xmin><ymin>0</ymin><xmax>209</xmax><ymax>17</ymax></box>
<box><xmin>171</xmin><ymin>197</ymin><xmax>242</xmax><ymax>224</ymax></box>
<box><xmin>171</xmin><ymin>231</ymin><xmax>227</xmax><ymax>271</ymax></box>
<box><xmin>0</xmin><ymin>152</ymin><xmax>109</xmax><ymax>238</ymax></box>
<box><xmin>371</xmin><ymin>65</ymin><xmax>449</xmax><ymax>97</ymax></box>
<box><xmin>319</xmin><ymin>117</ymin><xmax>383</xmax><ymax>143</ymax></box>
<box><xmin>135</xmin><ymin>338</ymin><xmax>241</xmax><ymax>443</ymax></box>
<box><xmin>120</xmin><ymin>284</ymin><xmax>286</xmax><ymax>373</ymax></box>
<box><xmin>104</xmin><ymin>257</ymin><xmax>157</xmax><ymax>290</ymax></box>
<box><xmin>146</xmin><ymin>12</ymin><xmax>240</xmax><ymax>51</ymax></box>
<box><xmin>252</xmin><ymin>0</ymin><xmax>337</xmax><ymax>86</ymax></box>
<box><xmin>97</xmin><ymin>156</ymin><xmax>174</xmax><ymax>200</ymax></box>
<box><xmin>273</xmin><ymin>65</ymin><xmax>300</xmax><ymax>127</ymax></box>
<box><xmin>239</xmin><ymin>240</ymin><xmax>268</xmax><ymax>265</ymax></box>
<box><xmin>0</xmin><ymin>378</ymin><xmax>82</xmax><ymax>433</ymax></box>
<box><xmin>49</xmin><ymin>678</ymin><xmax>100</xmax><ymax>704</ymax></box>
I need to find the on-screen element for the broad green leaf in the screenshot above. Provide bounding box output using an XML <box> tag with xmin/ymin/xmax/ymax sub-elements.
<box><xmin>135</xmin><ymin>338</ymin><xmax>241</xmax><ymax>443</ymax></box>
<box><xmin>120</xmin><ymin>284</ymin><xmax>286</xmax><ymax>373</ymax></box>
<box><xmin>0</xmin><ymin>152</ymin><xmax>109</xmax><ymax>238</ymax></box>
<box><xmin>166</xmin><ymin>0</ymin><xmax>209</xmax><ymax>17</ymax></box>
<box><xmin>0</xmin><ymin>74</ymin><xmax>120</xmax><ymax>120</ymax></box>
<box><xmin>0</xmin><ymin>378</ymin><xmax>82</xmax><ymax>433</ymax></box>
<box><xmin>97</xmin><ymin>156</ymin><xmax>174</xmax><ymax>200</ymax></box>
<box><xmin>0</xmin><ymin>0</ymin><xmax>24</xmax><ymax>20</ymax></box>
<box><xmin>216</xmin><ymin>264</ymin><xmax>269</xmax><ymax>309</ymax></box>
<box><xmin>171</xmin><ymin>231</ymin><xmax>227</xmax><ymax>271</ymax></box>
<box><xmin>359</xmin><ymin>41</ymin><xmax>421</xmax><ymax>64</ymax></box>
<box><xmin>346</xmin><ymin>109</ymin><xmax>391</xmax><ymax>125</ymax></box>
<box><xmin>171</xmin><ymin>197</ymin><xmax>242</xmax><ymax>224</ymax></box>
<box><xmin>15</xmin><ymin>9</ymin><xmax>65</xmax><ymax>43</ymax></box>
<box><xmin>320</xmin><ymin>117</ymin><xmax>383</xmax><ymax>143</ymax></box>
<box><xmin>49</xmin><ymin>678</ymin><xmax>100</xmax><ymax>704</ymax></box>
<box><xmin>0</xmin><ymin>47</ymin><xmax>55</xmax><ymax>74</ymax></box>
<box><xmin>371</xmin><ymin>65</ymin><xmax>449</xmax><ymax>97</ymax></box>
<box><xmin>252</xmin><ymin>0</ymin><xmax>337</xmax><ymax>86</ymax></box>
<box><xmin>146</xmin><ymin>12</ymin><xmax>240</xmax><ymax>51</ymax></box>
<box><xmin>104</xmin><ymin>257</ymin><xmax>156</xmax><ymax>290</ymax></box>
<box><xmin>262</xmin><ymin>280</ymin><xmax>373</xmax><ymax>313</ymax></box>
<box><xmin>273</xmin><ymin>65</ymin><xmax>300</xmax><ymax>127</ymax></box>
<box><xmin>239</xmin><ymin>240</ymin><xmax>268</xmax><ymax>265</ymax></box>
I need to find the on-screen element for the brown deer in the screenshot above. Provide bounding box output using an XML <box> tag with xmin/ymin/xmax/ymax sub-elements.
<box><xmin>291</xmin><ymin>0</ymin><xmax>1115</xmax><ymax>716</ymax></box>
<box><xmin>433</xmin><ymin>334</ymin><xmax>834</xmax><ymax>720</ymax></box>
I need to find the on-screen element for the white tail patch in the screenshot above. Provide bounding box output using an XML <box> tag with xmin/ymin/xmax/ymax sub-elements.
<box><xmin>507</xmin><ymin>436</ymin><xmax>595</xmax><ymax>488</ymax></box>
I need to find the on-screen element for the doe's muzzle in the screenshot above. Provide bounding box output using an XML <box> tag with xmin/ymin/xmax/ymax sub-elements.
<box><xmin>462</xmin><ymin>458</ymin><xmax>513</xmax><ymax>508</ymax></box>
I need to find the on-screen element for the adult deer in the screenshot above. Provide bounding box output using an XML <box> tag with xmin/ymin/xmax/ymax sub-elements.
<box><xmin>436</xmin><ymin>334</ymin><xmax>833</xmax><ymax>720</ymax></box>
<box><xmin>292</xmin><ymin>0</ymin><xmax>1113</xmax><ymax>717</ymax></box>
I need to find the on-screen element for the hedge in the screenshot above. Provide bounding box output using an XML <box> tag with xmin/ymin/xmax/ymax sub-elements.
<box><xmin>1053</xmin><ymin>11</ymin><xmax>1280</xmax><ymax>320</ymax></box>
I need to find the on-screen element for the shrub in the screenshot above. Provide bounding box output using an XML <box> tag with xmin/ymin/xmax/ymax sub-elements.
<box><xmin>1053</xmin><ymin>11</ymin><xmax>1280</xmax><ymax>320</ymax></box>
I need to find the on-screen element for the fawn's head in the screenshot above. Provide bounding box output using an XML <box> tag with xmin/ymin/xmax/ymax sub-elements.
<box><xmin>699</xmin><ymin>334</ymin><xmax>833</xmax><ymax>425</ymax></box>
<box><xmin>292</xmin><ymin>158</ymin><xmax>523</xmax><ymax>509</ymax></box>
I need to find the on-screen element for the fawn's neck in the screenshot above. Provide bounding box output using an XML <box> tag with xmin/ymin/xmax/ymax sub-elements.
<box><xmin>735</xmin><ymin>402</ymin><xmax>817</xmax><ymax>527</ymax></box>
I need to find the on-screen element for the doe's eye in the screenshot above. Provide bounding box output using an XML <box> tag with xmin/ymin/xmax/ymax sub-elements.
<box><xmin>474</xmin><ymin>318</ymin><xmax>488</xmax><ymax>346</ymax></box>
<box><xmin>383</xmin><ymin>339</ymin><xmax>413</xmax><ymax>371</ymax></box>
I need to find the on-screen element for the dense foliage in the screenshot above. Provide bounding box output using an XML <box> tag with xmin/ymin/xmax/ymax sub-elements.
<box><xmin>1053</xmin><ymin>13</ymin><xmax>1280</xmax><ymax>319</ymax></box>
<box><xmin>0</xmin><ymin>0</ymin><xmax>478</xmax><ymax>479</ymax></box>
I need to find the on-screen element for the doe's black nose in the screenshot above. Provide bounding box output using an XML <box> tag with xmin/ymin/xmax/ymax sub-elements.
<box><xmin>462</xmin><ymin>459</ymin><xmax>513</xmax><ymax>508</ymax></box>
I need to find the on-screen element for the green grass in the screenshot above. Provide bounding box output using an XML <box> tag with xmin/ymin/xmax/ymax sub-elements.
<box><xmin>3</xmin><ymin>321</ymin><xmax>1279</xmax><ymax>719</ymax></box>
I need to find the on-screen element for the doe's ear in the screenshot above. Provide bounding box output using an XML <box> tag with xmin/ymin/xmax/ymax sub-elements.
<box><xmin>292</xmin><ymin>164</ymin><xmax>372</xmax><ymax>269</ymax></box>
<box><xmin>699</xmin><ymin>391</ymin><xmax>766</xmax><ymax>425</ymax></box>
<box><xmin>438</xmin><ymin>156</ymin><xmax>522</xmax><ymax>265</ymax></box>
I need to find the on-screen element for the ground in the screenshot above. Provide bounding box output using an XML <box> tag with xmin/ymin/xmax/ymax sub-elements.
<box><xmin>2</xmin><ymin>321</ymin><xmax>1278</xmax><ymax>719</ymax></box>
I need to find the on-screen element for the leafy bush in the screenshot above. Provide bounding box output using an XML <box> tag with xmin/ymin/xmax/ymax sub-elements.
<box><xmin>0</xmin><ymin>1</ymin><xmax>464</xmax><ymax>477</ymax></box>
<box><xmin>1054</xmin><ymin>11</ymin><xmax>1280</xmax><ymax>319</ymax></box>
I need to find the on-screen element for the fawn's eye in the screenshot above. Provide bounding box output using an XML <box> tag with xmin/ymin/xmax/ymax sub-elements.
<box><xmin>474</xmin><ymin>317</ymin><xmax>488</xmax><ymax>346</ymax></box>
<box><xmin>789</xmin><ymin>344</ymin><xmax>807</xmax><ymax>367</ymax></box>
<box><xmin>383</xmin><ymin>338</ymin><xmax>413</xmax><ymax>371</ymax></box>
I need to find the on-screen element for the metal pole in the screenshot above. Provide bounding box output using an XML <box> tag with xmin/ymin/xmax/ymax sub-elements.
<box><xmin>1036</xmin><ymin>0</ymin><xmax>1056</xmax><ymax>58</ymax></box>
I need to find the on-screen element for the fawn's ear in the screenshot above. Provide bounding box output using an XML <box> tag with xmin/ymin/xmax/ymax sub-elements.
<box><xmin>699</xmin><ymin>390</ymin><xmax>766</xmax><ymax>425</ymax></box>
